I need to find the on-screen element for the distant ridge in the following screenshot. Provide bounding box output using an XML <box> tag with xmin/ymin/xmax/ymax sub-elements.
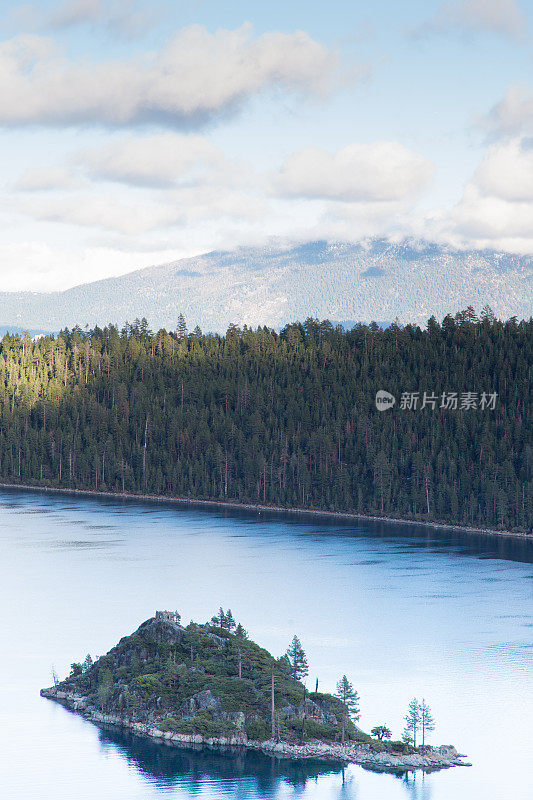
<box><xmin>1</xmin><ymin>239</ymin><xmax>531</xmax><ymax>332</ymax></box>
<box><xmin>0</xmin><ymin>326</ymin><xmax>52</xmax><ymax>338</ymax></box>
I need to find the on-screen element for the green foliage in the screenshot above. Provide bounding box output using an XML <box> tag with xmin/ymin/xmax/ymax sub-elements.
<box><xmin>165</xmin><ymin>712</ymin><xmax>233</xmax><ymax>738</ymax></box>
<box><xmin>245</xmin><ymin>718</ymin><xmax>271</xmax><ymax>741</ymax></box>
<box><xmin>0</xmin><ymin>313</ymin><xmax>530</xmax><ymax>530</ymax></box>
<box><xmin>54</xmin><ymin>612</ymin><xmax>366</xmax><ymax>746</ymax></box>
<box><xmin>420</xmin><ymin>699</ymin><xmax>435</xmax><ymax>745</ymax></box>
<box><xmin>335</xmin><ymin>675</ymin><xmax>360</xmax><ymax>720</ymax></box>
<box><xmin>286</xmin><ymin>718</ymin><xmax>338</xmax><ymax>741</ymax></box>
<box><xmin>235</xmin><ymin>623</ymin><xmax>248</xmax><ymax>639</ymax></box>
<box><xmin>404</xmin><ymin>698</ymin><xmax>421</xmax><ymax>747</ymax></box>
<box><xmin>335</xmin><ymin>674</ymin><xmax>360</xmax><ymax>744</ymax></box>
<box><xmin>286</xmin><ymin>636</ymin><xmax>309</xmax><ymax>683</ymax></box>
<box><xmin>211</xmin><ymin>607</ymin><xmax>238</xmax><ymax>632</ymax></box>
<box><xmin>133</xmin><ymin>674</ymin><xmax>165</xmax><ymax>697</ymax></box>
<box><xmin>388</xmin><ymin>740</ymin><xmax>415</xmax><ymax>754</ymax></box>
<box><xmin>82</xmin><ymin>654</ymin><xmax>93</xmax><ymax>672</ymax></box>
<box><xmin>96</xmin><ymin>667</ymin><xmax>114</xmax><ymax>711</ymax></box>
<box><xmin>371</xmin><ymin>724</ymin><xmax>392</xmax><ymax>741</ymax></box>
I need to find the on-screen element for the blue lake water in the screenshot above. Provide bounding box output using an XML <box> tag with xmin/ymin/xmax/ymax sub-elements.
<box><xmin>0</xmin><ymin>488</ymin><xmax>531</xmax><ymax>800</ymax></box>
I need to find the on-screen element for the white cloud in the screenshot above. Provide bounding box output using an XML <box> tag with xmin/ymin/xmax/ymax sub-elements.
<box><xmin>8</xmin><ymin>0</ymin><xmax>161</xmax><ymax>39</ymax></box>
<box><xmin>0</xmin><ymin>25</ymin><xmax>339</xmax><ymax>128</ymax></box>
<box><xmin>483</xmin><ymin>85</ymin><xmax>533</xmax><ymax>138</ymax></box>
<box><xmin>277</xmin><ymin>141</ymin><xmax>433</xmax><ymax>202</ymax></box>
<box><xmin>473</xmin><ymin>138</ymin><xmax>533</xmax><ymax>201</ymax></box>
<box><xmin>440</xmin><ymin>136</ymin><xmax>533</xmax><ymax>251</ymax></box>
<box><xmin>79</xmin><ymin>133</ymin><xmax>237</xmax><ymax>188</ymax></box>
<box><xmin>14</xmin><ymin>182</ymin><xmax>265</xmax><ymax>235</ymax></box>
<box><xmin>415</xmin><ymin>0</ymin><xmax>528</xmax><ymax>40</ymax></box>
<box><xmin>47</xmin><ymin>0</ymin><xmax>104</xmax><ymax>28</ymax></box>
<box><xmin>452</xmin><ymin>185</ymin><xmax>533</xmax><ymax>239</ymax></box>
<box><xmin>0</xmin><ymin>240</ymin><xmax>199</xmax><ymax>291</ymax></box>
<box><xmin>12</xmin><ymin>165</ymin><xmax>79</xmax><ymax>191</ymax></box>
<box><xmin>15</xmin><ymin>194</ymin><xmax>176</xmax><ymax>234</ymax></box>
<box><xmin>5</xmin><ymin>138</ymin><xmax>433</xmax><ymax>250</ymax></box>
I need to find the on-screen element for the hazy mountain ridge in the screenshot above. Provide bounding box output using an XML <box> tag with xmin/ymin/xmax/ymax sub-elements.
<box><xmin>1</xmin><ymin>239</ymin><xmax>531</xmax><ymax>332</ymax></box>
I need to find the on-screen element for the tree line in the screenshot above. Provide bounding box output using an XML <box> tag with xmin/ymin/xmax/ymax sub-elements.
<box><xmin>0</xmin><ymin>307</ymin><xmax>531</xmax><ymax>531</ymax></box>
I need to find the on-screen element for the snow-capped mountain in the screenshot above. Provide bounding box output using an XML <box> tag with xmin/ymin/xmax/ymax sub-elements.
<box><xmin>1</xmin><ymin>239</ymin><xmax>531</xmax><ymax>332</ymax></box>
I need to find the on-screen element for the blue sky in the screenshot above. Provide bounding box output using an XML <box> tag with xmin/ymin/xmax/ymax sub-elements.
<box><xmin>0</xmin><ymin>0</ymin><xmax>531</xmax><ymax>290</ymax></box>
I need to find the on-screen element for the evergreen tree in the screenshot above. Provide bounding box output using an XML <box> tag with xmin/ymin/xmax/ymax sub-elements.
<box><xmin>420</xmin><ymin>699</ymin><xmax>435</xmax><ymax>745</ymax></box>
<box><xmin>97</xmin><ymin>668</ymin><xmax>114</xmax><ymax>711</ymax></box>
<box><xmin>177</xmin><ymin>314</ymin><xmax>188</xmax><ymax>340</ymax></box>
<box><xmin>82</xmin><ymin>654</ymin><xmax>93</xmax><ymax>672</ymax></box>
<box><xmin>285</xmin><ymin>636</ymin><xmax>309</xmax><ymax>683</ymax></box>
<box><xmin>211</xmin><ymin>606</ymin><xmax>226</xmax><ymax>628</ymax></box>
<box><xmin>235</xmin><ymin>623</ymin><xmax>248</xmax><ymax>639</ymax></box>
<box><xmin>335</xmin><ymin>675</ymin><xmax>360</xmax><ymax>744</ymax></box>
<box><xmin>224</xmin><ymin>609</ymin><xmax>236</xmax><ymax>632</ymax></box>
<box><xmin>371</xmin><ymin>725</ymin><xmax>392</xmax><ymax>741</ymax></box>
<box><xmin>403</xmin><ymin>698</ymin><xmax>421</xmax><ymax>747</ymax></box>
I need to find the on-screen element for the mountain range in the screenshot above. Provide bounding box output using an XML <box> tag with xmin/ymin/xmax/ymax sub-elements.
<box><xmin>2</xmin><ymin>239</ymin><xmax>531</xmax><ymax>332</ymax></box>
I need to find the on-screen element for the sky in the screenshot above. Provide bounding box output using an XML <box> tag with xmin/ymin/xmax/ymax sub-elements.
<box><xmin>0</xmin><ymin>0</ymin><xmax>531</xmax><ymax>291</ymax></box>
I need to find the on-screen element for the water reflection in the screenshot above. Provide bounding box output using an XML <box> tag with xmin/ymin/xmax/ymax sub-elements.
<box><xmin>96</xmin><ymin>728</ymin><xmax>436</xmax><ymax>800</ymax></box>
<box><xmin>3</xmin><ymin>487</ymin><xmax>533</xmax><ymax>564</ymax></box>
<box><xmin>400</xmin><ymin>771</ymin><xmax>433</xmax><ymax>800</ymax></box>
<box><xmin>98</xmin><ymin>728</ymin><xmax>349</xmax><ymax>795</ymax></box>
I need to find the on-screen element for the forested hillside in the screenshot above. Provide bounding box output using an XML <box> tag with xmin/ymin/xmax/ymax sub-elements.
<box><xmin>0</xmin><ymin>309</ymin><xmax>531</xmax><ymax>531</ymax></box>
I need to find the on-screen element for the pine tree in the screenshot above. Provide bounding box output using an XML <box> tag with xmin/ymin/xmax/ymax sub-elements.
<box><xmin>371</xmin><ymin>725</ymin><xmax>392</xmax><ymax>741</ymax></box>
<box><xmin>403</xmin><ymin>698</ymin><xmax>421</xmax><ymax>747</ymax></box>
<box><xmin>212</xmin><ymin>607</ymin><xmax>226</xmax><ymax>628</ymax></box>
<box><xmin>224</xmin><ymin>609</ymin><xmax>236</xmax><ymax>632</ymax></box>
<box><xmin>420</xmin><ymin>698</ymin><xmax>435</xmax><ymax>745</ymax></box>
<box><xmin>82</xmin><ymin>654</ymin><xmax>93</xmax><ymax>672</ymax></box>
<box><xmin>335</xmin><ymin>675</ymin><xmax>360</xmax><ymax>744</ymax></box>
<box><xmin>177</xmin><ymin>314</ymin><xmax>188</xmax><ymax>340</ymax></box>
<box><xmin>285</xmin><ymin>635</ymin><xmax>309</xmax><ymax>683</ymax></box>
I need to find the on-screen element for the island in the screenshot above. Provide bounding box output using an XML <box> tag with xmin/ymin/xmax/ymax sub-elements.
<box><xmin>41</xmin><ymin>610</ymin><xmax>470</xmax><ymax>773</ymax></box>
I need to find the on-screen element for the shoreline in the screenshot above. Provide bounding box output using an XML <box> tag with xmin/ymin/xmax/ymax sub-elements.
<box><xmin>41</xmin><ymin>688</ymin><xmax>470</xmax><ymax>773</ymax></box>
<box><xmin>0</xmin><ymin>480</ymin><xmax>530</xmax><ymax>541</ymax></box>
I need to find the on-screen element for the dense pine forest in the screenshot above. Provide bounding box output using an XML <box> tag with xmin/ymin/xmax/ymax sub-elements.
<box><xmin>0</xmin><ymin>308</ymin><xmax>531</xmax><ymax>531</ymax></box>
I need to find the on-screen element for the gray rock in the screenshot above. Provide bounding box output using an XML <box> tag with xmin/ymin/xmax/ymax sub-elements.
<box><xmin>136</xmin><ymin>617</ymin><xmax>185</xmax><ymax>645</ymax></box>
<box><xmin>186</xmin><ymin>689</ymin><xmax>222</xmax><ymax>714</ymax></box>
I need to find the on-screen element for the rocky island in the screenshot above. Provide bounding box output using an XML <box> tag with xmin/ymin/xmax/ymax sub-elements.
<box><xmin>41</xmin><ymin>611</ymin><xmax>470</xmax><ymax>773</ymax></box>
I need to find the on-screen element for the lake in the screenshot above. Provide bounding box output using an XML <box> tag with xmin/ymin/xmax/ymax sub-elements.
<box><xmin>0</xmin><ymin>488</ymin><xmax>531</xmax><ymax>800</ymax></box>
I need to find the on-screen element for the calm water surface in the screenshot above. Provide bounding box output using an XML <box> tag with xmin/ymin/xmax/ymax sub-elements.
<box><xmin>0</xmin><ymin>489</ymin><xmax>531</xmax><ymax>800</ymax></box>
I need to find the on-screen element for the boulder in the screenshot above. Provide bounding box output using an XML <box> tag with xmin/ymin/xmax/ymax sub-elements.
<box><xmin>186</xmin><ymin>689</ymin><xmax>222</xmax><ymax>714</ymax></box>
<box><xmin>136</xmin><ymin>617</ymin><xmax>185</xmax><ymax>645</ymax></box>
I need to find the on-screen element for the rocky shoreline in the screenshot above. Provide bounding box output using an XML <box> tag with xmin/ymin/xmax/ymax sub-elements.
<box><xmin>41</xmin><ymin>687</ymin><xmax>471</xmax><ymax>773</ymax></box>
